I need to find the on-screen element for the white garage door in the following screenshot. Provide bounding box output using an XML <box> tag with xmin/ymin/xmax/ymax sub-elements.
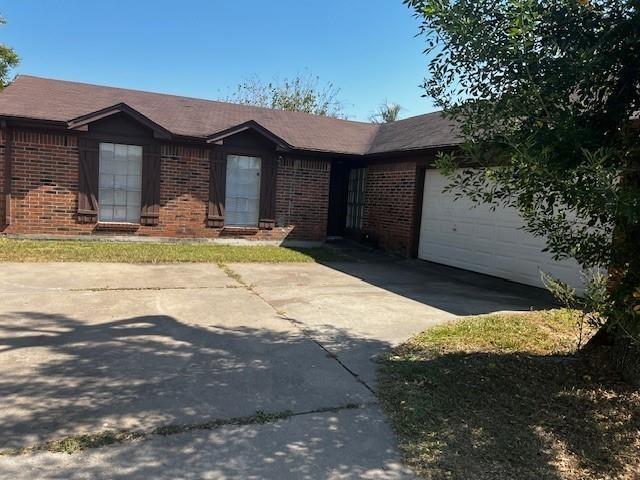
<box><xmin>418</xmin><ymin>169</ymin><xmax>583</xmax><ymax>290</ymax></box>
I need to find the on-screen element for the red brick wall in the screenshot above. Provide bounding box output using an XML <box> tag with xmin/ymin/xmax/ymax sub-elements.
<box><xmin>0</xmin><ymin>128</ymin><xmax>328</xmax><ymax>242</ymax></box>
<box><xmin>6</xmin><ymin>130</ymin><xmax>85</xmax><ymax>234</ymax></box>
<box><xmin>153</xmin><ymin>144</ymin><xmax>216</xmax><ymax>238</ymax></box>
<box><xmin>363</xmin><ymin>160</ymin><xmax>418</xmax><ymax>256</ymax></box>
<box><xmin>276</xmin><ymin>157</ymin><xmax>331</xmax><ymax>241</ymax></box>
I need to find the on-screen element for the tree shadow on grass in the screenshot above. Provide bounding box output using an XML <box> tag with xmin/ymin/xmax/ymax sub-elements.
<box><xmin>379</xmin><ymin>351</ymin><xmax>640</xmax><ymax>480</ymax></box>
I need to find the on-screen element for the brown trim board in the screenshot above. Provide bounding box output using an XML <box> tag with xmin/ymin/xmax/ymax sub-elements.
<box><xmin>2</xmin><ymin>121</ymin><xmax>13</xmax><ymax>226</ymax></box>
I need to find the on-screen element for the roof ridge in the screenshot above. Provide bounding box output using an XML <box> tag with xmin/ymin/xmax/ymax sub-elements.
<box><xmin>15</xmin><ymin>74</ymin><xmax>379</xmax><ymax>128</ymax></box>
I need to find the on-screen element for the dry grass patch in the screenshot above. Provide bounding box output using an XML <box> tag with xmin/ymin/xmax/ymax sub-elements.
<box><xmin>410</xmin><ymin>309</ymin><xmax>581</xmax><ymax>355</ymax></box>
<box><xmin>0</xmin><ymin>238</ymin><xmax>345</xmax><ymax>263</ymax></box>
<box><xmin>378</xmin><ymin>310</ymin><xmax>640</xmax><ymax>480</ymax></box>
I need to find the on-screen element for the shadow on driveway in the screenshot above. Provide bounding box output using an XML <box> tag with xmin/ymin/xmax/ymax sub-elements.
<box><xmin>321</xmin><ymin>243</ymin><xmax>557</xmax><ymax>316</ymax></box>
<box><xmin>0</xmin><ymin>311</ymin><xmax>381</xmax><ymax>449</ymax></box>
<box><xmin>0</xmin><ymin>405</ymin><xmax>413</xmax><ymax>480</ymax></box>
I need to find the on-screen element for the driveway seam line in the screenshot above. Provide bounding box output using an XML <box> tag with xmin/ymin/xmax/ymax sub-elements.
<box><xmin>0</xmin><ymin>286</ymin><xmax>241</xmax><ymax>294</ymax></box>
<box><xmin>282</xmin><ymin>315</ymin><xmax>377</xmax><ymax>394</ymax></box>
<box><xmin>68</xmin><ymin>286</ymin><xmax>240</xmax><ymax>292</ymax></box>
<box><xmin>1</xmin><ymin>401</ymin><xmax>379</xmax><ymax>457</ymax></box>
<box><xmin>219</xmin><ymin>264</ymin><xmax>377</xmax><ymax>395</ymax></box>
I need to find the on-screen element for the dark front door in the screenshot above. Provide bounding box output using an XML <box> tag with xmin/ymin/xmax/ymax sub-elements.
<box><xmin>345</xmin><ymin>167</ymin><xmax>367</xmax><ymax>235</ymax></box>
<box><xmin>327</xmin><ymin>160</ymin><xmax>349</xmax><ymax>237</ymax></box>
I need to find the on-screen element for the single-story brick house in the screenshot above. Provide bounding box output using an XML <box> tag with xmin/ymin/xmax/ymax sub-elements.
<box><xmin>0</xmin><ymin>75</ymin><xmax>582</xmax><ymax>289</ymax></box>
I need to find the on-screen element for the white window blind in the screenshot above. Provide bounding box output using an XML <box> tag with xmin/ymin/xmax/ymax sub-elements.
<box><xmin>225</xmin><ymin>155</ymin><xmax>261</xmax><ymax>227</ymax></box>
<box><xmin>98</xmin><ymin>143</ymin><xmax>142</xmax><ymax>223</ymax></box>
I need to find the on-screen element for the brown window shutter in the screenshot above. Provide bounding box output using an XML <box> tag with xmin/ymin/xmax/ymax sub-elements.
<box><xmin>77</xmin><ymin>137</ymin><xmax>99</xmax><ymax>223</ymax></box>
<box><xmin>259</xmin><ymin>153</ymin><xmax>277</xmax><ymax>229</ymax></box>
<box><xmin>141</xmin><ymin>143</ymin><xmax>161</xmax><ymax>226</ymax></box>
<box><xmin>207</xmin><ymin>148</ymin><xmax>226</xmax><ymax>228</ymax></box>
<box><xmin>3</xmin><ymin>126</ymin><xmax>13</xmax><ymax>226</ymax></box>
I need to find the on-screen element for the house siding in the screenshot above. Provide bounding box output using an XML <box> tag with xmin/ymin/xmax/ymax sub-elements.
<box><xmin>0</xmin><ymin>128</ymin><xmax>329</xmax><ymax>242</ymax></box>
<box><xmin>362</xmin><ymin>159</ymin><xmax>418</xmax><ymax>256</ymax></box>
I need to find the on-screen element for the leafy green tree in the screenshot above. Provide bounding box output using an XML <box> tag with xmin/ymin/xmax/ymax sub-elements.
<box><xmin>370</xmin><ymin>101</ymin><xmax>403</xmax><ymax>123</ymax></box>
<box><xmin>0</xmin><ymin>15</ymin><xmax>18</xmax><ymax>88</ymax></box>
<box><xmin>225</xmin><ymin>73</ymin><xmax>346</xmax><ymax>118</ymax></box>
<box><xmin>405</xmin><ymin>0</ymin><xmax>640</xmax><ymax>377</ymax></box>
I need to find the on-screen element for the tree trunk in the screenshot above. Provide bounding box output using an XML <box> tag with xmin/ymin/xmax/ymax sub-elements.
<box><xmin>603</xmin><ymin>158</ymin><xmax>640</xmax><ymax>385</ymax></box>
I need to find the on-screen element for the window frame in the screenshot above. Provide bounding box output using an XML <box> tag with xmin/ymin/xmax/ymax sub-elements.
<box><xmin>223</xmin><ymin>152</ymin><xmax>263</xmax><ymax>228</ymax></box>
<box><xmin>97</xmin><ymin>141</ymin><xmax>143</xmax><ymax>224</ymax></box>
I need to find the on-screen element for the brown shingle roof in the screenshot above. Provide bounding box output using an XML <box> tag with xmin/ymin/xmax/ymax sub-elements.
<box><xmin>370</xmin><ymin>111</ymin><xmax>459</xmax><ymax>154</ymax></box>
<box><xmin>0</xmin><ymin>75</ymin><xmax>459</xmax><ymax>155</ymax></box>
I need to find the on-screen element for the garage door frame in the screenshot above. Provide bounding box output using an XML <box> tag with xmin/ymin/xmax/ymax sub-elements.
<box><xmin>410</xmin><ymin>166</ymin><xmax>427</xmax><ymax>258</ymax></box>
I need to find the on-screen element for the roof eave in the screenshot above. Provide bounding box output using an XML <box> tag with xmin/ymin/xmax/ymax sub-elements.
<box><xmin>365</xmin><ymin>142</ymin><xmax>462</xmax><ymax>157</ymax></box>
<box><xmin>0</xmin><ymin>114</ymin><xmax>68</xmax><ymax>130</ymax></box>
<box><xmin>0</xmin><ymin>113</ymin><xmax>461</xmax><ymax>158</ymax></box>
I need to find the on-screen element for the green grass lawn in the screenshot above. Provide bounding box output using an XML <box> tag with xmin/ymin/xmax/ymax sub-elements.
<box><xmin>378</xmin><ymin>310</ymin><xmax>640</xmax><ymax>480</ymax></box>
<box><xmin>0</xmin><ymin>238</ymin><xmax>346</xmax><ymax>263</ymax></box>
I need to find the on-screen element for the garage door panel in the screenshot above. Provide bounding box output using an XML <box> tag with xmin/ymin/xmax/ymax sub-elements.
<box><xmin>472</xmin><ymin>240</ymin><xmax>495</xmax><ymax>254</ymax></box>
<box><xmin>476</xmin><ymin>224</ymin><xmax>495</xmax><ymax>241</ymax></box>
<box><xmin>470</xmin><ymin>252</ymin><xmax>494</xmax><ymax>268</ymax></box>
<box><xmin>431</xmin><ymin>244</ymin><xmax>479</xmax><ymax>267</ymax></box>
<box><xmin>496</xmin><ymin>226</ymin><xmax>519</xmax><ymax>243</ymax></box>
<box><xmin>436</xmin><ymin>219</ymin><xmax>454</xmax><ymax>233</ymax></box>
<box><xmin>526</xmin><ymin>248</ymin><xmax>556</xmax><ymax>265</ymax></box>
<box><xmin>519</xmin><ymin>258</ymin><xmax>544</xmax><ymax>273</ymax></box>
<box><xmin>419</xmin><ymin>170</ymin><xmax>583</xmax><ymax>290</ymax></box>
<box><xmin>453</xmin><ymin>221</ymin><xmax>475</xmax><ymax>236</ymax></box>
<box><xmin>493</xmin><ymin>255</ymin><xmax>519</xmax><ymax>273</ymax></box>
<box><xmin>506</xmin><ymin>228</ymin><xmax>546</xmax><ymax>249</ymax></box>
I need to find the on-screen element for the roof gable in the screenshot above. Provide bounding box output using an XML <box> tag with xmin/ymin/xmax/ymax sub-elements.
<box><xmin>67</xmin><ymin>103</ymin><xmax>172</xmax><ymax>139</ymax></box>
<box><xmin>206</xmin><ymin>120</ymin><xmax>291</xmax><ymax>151</ymax></box>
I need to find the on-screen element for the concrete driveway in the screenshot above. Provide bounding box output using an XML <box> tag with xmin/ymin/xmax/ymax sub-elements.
<box><xmin>0</xmin><ymin>251</ymin><xmax>552</xmax><ymax>479</ymax></box>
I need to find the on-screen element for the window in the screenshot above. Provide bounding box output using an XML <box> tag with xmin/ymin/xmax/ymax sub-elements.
<box><xmin>98</xmin><ymin>143</ymin><xmax>142</xmax><ymax>223</ymax></box>
<box><xmin>225</xmin><ymin>154</ymin><xmax>261</xmax><ymax>227</ymax></box>
<box><xmin>346</xmin><ymin>167</ymin><xmax>366</xmax><ymax>230</ymax></box>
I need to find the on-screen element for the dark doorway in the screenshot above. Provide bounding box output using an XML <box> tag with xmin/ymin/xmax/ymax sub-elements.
<box><xmin>327</xmin><ymin>160</ymin><xmax>349</xmax><ymax>237</ymax></box>
<box><xmin>327</xmin><ymin>159</ymin><xmax>368</xmax><ymax>239</ymax></box>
